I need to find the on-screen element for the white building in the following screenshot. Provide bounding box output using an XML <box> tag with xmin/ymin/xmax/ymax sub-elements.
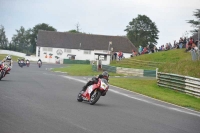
<box><xmin>36</xmin><ymin>30</ymin><xmax>137</xmax><ymax>65</ymax></box>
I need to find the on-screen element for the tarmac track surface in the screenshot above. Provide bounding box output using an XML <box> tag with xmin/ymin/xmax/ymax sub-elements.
<box><xmin>0</xmin><ymin>63</ymin><xmax>200</xmax><ymax>133</ymax></box>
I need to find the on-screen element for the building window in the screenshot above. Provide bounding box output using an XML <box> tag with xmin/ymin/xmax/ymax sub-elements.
<box><xmin>84</xmin><ymin>50</ymin><xmax>91</xmax><ymax>54</ymax></box>
<box><xmin>64</xmin><ymin>49</ymin><xmax>71</xmax><ymax>53</ymax></box>
<box><xmin>48</xmin><ymin>48</ymin><xmax>52</xmax><ymax>52</ymax></box>
<box><xmin>43</xmin><ymin>47</ymin><xmax>52</xmax><ymax>52</ymax></box>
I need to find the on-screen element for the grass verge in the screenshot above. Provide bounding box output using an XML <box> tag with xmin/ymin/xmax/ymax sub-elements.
<box><xmin>110</xmin><ymin>78</ymin><xmax>200</xmax><ymax>111</ymax></box>
<box><xmin>52</xmin><ymin>64</ymin><xmax>124</xmax><ymax>76</ymax></box>
<box><xmin>0</xmin><ymin>54</ymin><xmax>22</xmax><ymax>61</ymax></box>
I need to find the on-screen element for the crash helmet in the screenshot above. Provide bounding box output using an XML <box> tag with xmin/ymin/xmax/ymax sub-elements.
<box><xmin>6</xmin><ymin>55</ymin><xmax>11</xmax><ymax>60</ymax></box>
<box><xmin>102</xmin><ymin>71</ymin><xmax>109</xmax><ymax>80</ymax></box>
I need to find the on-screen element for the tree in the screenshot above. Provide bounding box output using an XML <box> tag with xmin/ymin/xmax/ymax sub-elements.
<box><xmin>11</xmin><ymin>26</ymin><xmax>31</xmax><ymax>53</ymax></box>
<box><xmin>187</xmin><ymin>9</ymin><xmax>200</xmax><ymax>33</ymax></box>
<box><xmin>68</xmin><ymin>29</ymin><xmax>80</xmax><ymax>33</ymax></box>
<box><xmin>124</xmin><ymin>15</ymin><xmax>159</xmax><ymax>48</ymax></box>
<box><xmin>0</xmin><ymin>25</ymin><xmax>9</xmax><ymax>49</ymax></box>
<box><xmin>30</xmin><ymin>23</ymin><xmax>57</xmax><ymax>53</ymax></box>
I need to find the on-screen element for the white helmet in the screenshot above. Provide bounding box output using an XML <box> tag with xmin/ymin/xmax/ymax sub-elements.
<box><xmin>6</xmin><ymin>55</ymin><xmax>11</xmax><ymax>60</ymax></box>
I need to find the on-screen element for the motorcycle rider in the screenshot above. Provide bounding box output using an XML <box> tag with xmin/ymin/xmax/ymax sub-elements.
<box><xmin>37</xmin><ymin>59</ymin><xmax>42</xmax><ymax>64</ymax></box>
<box><xmin>80</xmin><ymin>71</ymin><xmax>109</xmax><ymax>94</ymax></box>
<box><xmin>1</xmin><ymin>55</ymin><xmax>13</xmax><ymax>75</ymax></box>
<box><xmin>26</xmin><ymin>59</ymin><xmax>30</xmax><ymax>65</ymax></box>
<box><xmin>26</xmin><ymin>59</ymin><xmax>30</xmax><ymax>63</ymax></box>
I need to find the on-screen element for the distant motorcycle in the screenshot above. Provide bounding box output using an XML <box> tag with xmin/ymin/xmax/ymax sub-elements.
<box><xmin>26</xmin><ymin>60</ymin><xmax>30</xmax><ymax>67</ymax></box>
<box><xmin>38</xmin><ymin>61</ymin><xmax>42</xmax><ymax>68</ymax></box>
<box><xmin>77</xmin><ymin>78</ymin><xmax>109</xmax><ymax>105</ymax></box>
<box><xmin>19</xmin><ymin>60</ymin><xmax>25</xmax><ymax>68</ymax></box>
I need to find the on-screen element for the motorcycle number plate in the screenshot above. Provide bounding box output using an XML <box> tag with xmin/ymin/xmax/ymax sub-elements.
<box><xmin>101</xmin><ymin>81</ymin><xmax>108</xmax><ymax>90</ymax></box>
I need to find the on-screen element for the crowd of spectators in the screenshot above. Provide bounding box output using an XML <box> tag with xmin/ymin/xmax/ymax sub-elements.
<box><xmin>111</xmin><ymin>36</ymin><xmax>199</xmax><ymax>61</ymax></box>
<box><xmin>131</xmin><ymin>36</ymin><xmax>199</xmax><ymax>57</ymax></box>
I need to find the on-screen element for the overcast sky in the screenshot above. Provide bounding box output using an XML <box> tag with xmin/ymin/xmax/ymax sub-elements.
<box><xmin>0</xmin><ymin>0</ymin><xmax>199</xmax><ymax>47</ymax></box>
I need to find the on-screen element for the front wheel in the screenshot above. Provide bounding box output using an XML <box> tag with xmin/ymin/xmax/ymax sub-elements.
<box><xmin>89</xmin><ymin>90</ymin><xmax>101</xmax><ymax>105</ymax></box>
<box><xmin>77</xmin><ymin>92</ymin><xmax>83</xmax><ymax>102</ymax></box>
<box><xmin>0</xmin><ymin>71</ymin><xmax>3</xmax><ymax>80</ymax></box>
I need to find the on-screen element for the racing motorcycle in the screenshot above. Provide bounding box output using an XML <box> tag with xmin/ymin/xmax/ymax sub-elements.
<box><xmin>0</xmin><ymin>63</ymin><xmax>10</xmax><ymax>80</ymax></box>
<box><xmin>0</xmin><ymin>63</ymin><xmax>5</xmax><ymax>80</ymax></box>
<box><xmin>38</xmin><ymin>61</ymin><xmax>42</xmax><ymax>68</ymax></box>
<box><xmin>19</xmin><ymin>60</ymin><xmax>25</xmax><ymax>68</ymax></box>
<box><xmin>77</xmin><ymin>78</ymin><xmax>109</xmax><ymax>105</ymax></box>
<box><xmin>26</xmin><ymin>60</ymin><xmax>30</xmax><ymax>67</ymax></box>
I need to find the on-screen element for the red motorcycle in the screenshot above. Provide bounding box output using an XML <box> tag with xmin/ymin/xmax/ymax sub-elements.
<box><xmin>0</xmin><ymin>63</ymin><xmax>5</xmax><ymax>80</ymax></box>
<box><xmin>0</xmin><ymin>63</ymin><xmax>10</xmax><ymax>80</ymax></box>
<box><xmin>77</xmin><ymin>78</ymin><xmax>109</xmax><ymax>105</ymax></box>
<box><xmin>26</xmin><ymin>60</ymin><xmax>30</xmax><ymax>67</ymax></box>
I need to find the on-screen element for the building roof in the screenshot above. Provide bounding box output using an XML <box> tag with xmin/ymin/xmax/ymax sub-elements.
<box><xmin>37</xmin><ymin>30</ymin><xmax>137</xmax><ymax>53</ymax></box>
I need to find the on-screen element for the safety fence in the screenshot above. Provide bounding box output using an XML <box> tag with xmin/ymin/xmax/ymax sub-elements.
<box><xmin>115</xmin><ymin>59</ymin><xmax>162</xmax><ymax>68</ymax></box>
<box><xmin>157</xmin><ymin>72</ymin><xmax>200</xmax><ymax>97</ymax></box>
<box><xmin>92</xmin><ymin>65</ymin><xmax>156</xmax><ymax>77</ymax></box>
<box><xmin>92</xmin><ymin>65</ymin><xmax>116</xmax><ymax>72</ymax></box>
<box><xmin>63</xmin><ymin>59</ymin><xmax>90</xmax><ymax>64</ymax></box>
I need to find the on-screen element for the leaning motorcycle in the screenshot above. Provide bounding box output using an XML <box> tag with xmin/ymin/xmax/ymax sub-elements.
<box><xmin>0</xmin><ymin>63</ymin><xmax>5</xmax><ymax>80</ymax></box>
<box><xmin>0</xmin><ymin>63</ymin><xmax>10</xmax><ymax>80</ymax></box>
<box><xmin>77</xmin><ymin>78</ymin><xmax>109</xmax><ymax>105</ymax></box>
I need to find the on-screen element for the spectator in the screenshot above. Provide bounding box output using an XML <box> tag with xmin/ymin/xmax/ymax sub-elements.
<box><xmin>141</xmin><ymin>47</ymin><xmax>148</xmax><ymax>54</ymax></box>
<box><xmin>165</xmin><ymin>43</ymin><xmax>169</xmax><ymax>50</ymax></box>
<box><xmin>186</xmin><ymin>37</ymin><xmax>194</xmax><ymax>52</ymax></box>
<box><xmin>138</xmin><ymin>46</ymin><xmax>143</xmax><ymax>55</ymax></box>
<box><xmin>118</xmin><ymin>51</ymin><xmax>123</xmax><ymax>60</ymax></box>
<box><xmin>183</xmin><ymin>37</ymin><xmax>187</xmax><ymax>48</ymax></box>
<box><xmin>179</xmin><ymin>37</ymin><xmax>184</xmax><ymax>49</ymax></box>
<box><xmin>174</xmin><ymin>40</ymin><xmax>176</xmax><ymax>48</ymax></box>
<box><xmin>114</xmin><ymin>52</ymin><xmax>117</xmax><ymax>60</ymax></box>
<box><xmin>169</xmin><ymin>42</ymin><xmax>172</xmax><ymax>49</ymax></box>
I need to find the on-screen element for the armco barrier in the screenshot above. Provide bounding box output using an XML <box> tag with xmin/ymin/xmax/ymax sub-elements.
<box><xmin>63</xmin><ymin>59</ymin><xmax>90</xmax><ymax>64</ymax></box>
<box><xmin>157</xmin><ymin>72</ymin><xmax>200</xmax><ymax>97</ymax></box>
<box><xmin>116</xmin><ymin>67</ymin><xmax>144</xmax><ymax>77</ymax></box>
<box><xmin>116</xmin><ymin>59</ymin><xmax>162</xmax><ymax>68</ymax></box>
<box><xmin>92</xmin><ymin>65</ymin><xmax>156</xmax><ymax>77</ymax></box>
<box><xmin>102</xmin><ymin>65</ymin><xmax>116</xmax><ymax>73</ymax></box>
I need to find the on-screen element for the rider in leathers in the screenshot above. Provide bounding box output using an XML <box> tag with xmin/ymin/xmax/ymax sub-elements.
<box><xmin>81</xmin><ymin>71</ymin><xmax>109</xmax><ymax>95</ymax></box>
<box><xmin>1</xmin><ymin>55</ymin><xmax>13</xmax><ymax>75</ymax></box>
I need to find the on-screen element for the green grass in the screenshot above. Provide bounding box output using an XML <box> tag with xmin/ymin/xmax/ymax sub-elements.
<box><xmin>52</xmin><ymin>64</ymin><xmax>124</xmax><ymax>76</ymax></box>
<box><xmin>110</xmin><ymin>78</ymin><xmax>200</xmax><ymax>111</ymax></box>
<box><xmin>0</xmin><ymin>54</ymin><xmax>22</xmax><ymax>61</ymax></box>
<box><xmin>111</xmin><ymin>49</ymin><xmax>200</xmax><ymax>78</ymax></box>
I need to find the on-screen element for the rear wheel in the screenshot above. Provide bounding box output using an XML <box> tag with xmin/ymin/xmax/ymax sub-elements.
<box><xmin>89</xmin><ymin>90</ymin><xmax>101</xmax><ymax>105</ymax></box>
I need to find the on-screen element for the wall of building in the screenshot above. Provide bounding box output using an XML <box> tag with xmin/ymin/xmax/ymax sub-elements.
<box><xmin>36</xmin><ymin>46</ymin><xmax>111</xmax><ymax>65</ymax></box>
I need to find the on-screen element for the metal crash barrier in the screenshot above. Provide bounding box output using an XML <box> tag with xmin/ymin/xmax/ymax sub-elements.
<box><xmin>157</xmin><ymin>72</ymin><xmax>200</xmax><ymax>97</ymax></box>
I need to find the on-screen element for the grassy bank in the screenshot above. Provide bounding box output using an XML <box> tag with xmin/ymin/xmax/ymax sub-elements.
<box><xmin>111</xmin><ymin>49</ymin><xmax>200</xmax><ymax>78</ymax></box>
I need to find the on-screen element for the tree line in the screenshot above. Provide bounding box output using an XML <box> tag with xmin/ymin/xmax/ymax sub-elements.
<box><xmin>0</xmin><ymin>9</ymin><xmax>199</xmax><ymax>55</ymax></box>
